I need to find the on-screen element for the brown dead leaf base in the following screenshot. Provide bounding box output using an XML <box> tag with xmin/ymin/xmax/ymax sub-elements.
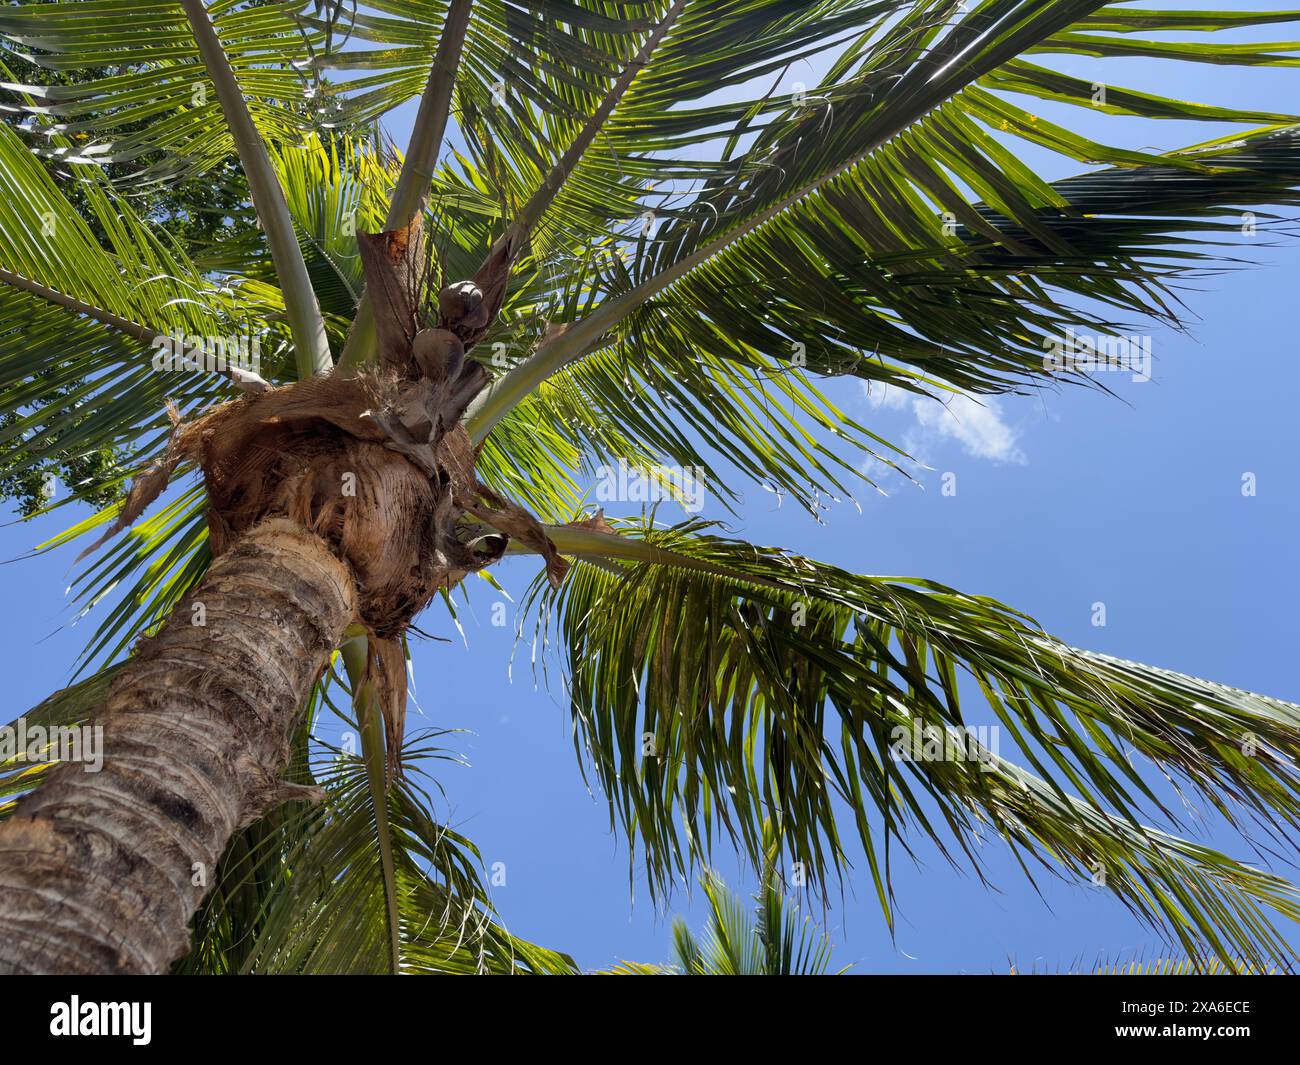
<box><xmin>92</xmin><ymin>218</ymin><xmax>575</xmax><ymax>777</ymax></box>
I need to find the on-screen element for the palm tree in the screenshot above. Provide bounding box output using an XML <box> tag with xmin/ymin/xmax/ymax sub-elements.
<box><xmin>611</xmin><ymin>870</ymin><xmax>843</xmax><ymax>976</ymax></box>
<box><xmin>1</xmin><ymin>1</ymin><xmax>1300</xmax><ymax>974</ymax></box>
<box><xmin>614</xmin><ymin>824</ymin><xmax>844</xmax><ymax>975</ymax></box>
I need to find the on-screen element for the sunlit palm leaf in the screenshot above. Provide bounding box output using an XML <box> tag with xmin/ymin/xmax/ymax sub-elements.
<box><xmin>179</xmin><ymin>669</ymin><xmax>577</xmax><ymax>974</ymax></box>
<box><xmin>0</xmin><ymin>663</ymin><xmax>575</xmax><ymax>973</ymax></box>
<box><xmin>0</xmin><ymin>0</ymin><xmax>330</xmax><ymax>181</ymax></box>
<box><xmin>521</xmin><ymin>518</ymin><xmax>1300</xmax><ymax>968</ymax></box>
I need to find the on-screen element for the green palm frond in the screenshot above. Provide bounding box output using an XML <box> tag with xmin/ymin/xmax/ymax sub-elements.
<box><xmin>0</xmin><ymin>661</ymin><xmax>575</xmax><ymax>974</ymax></box>
<box><xmin>268</xmin><ymin>131</ymin><xmax>392</xmax><ymax>317</ymax></box>
<box><xmin>469</xmin><ymin>2</ymin><xmax>1300</xmax><ymax>434</ymax></box>
<box><xmin>616</xmin><ymin>124</ymin><xmax>1300</xmax><ymax>403</ymax></box>
<box><xmin>604</xmin><ymin>858</ymin><xmax>840</xmax><ymax>975</ymax></box>
<box><xmin>0</xmin><ymin>118</ymin><xmax>293</xmax><ymax>499</ymax></box>
<box><xmin>520</xmin><ymin>518</ymin><xmax>1300</xmax><ymax>969</ymax></box>
<box><xmin>0</xmin><ymin>0</ymin><xmax>331</xmax><ymax>181</ymax></box>
<box><xmin>601</xmin><ymin>959</ymin><xmax>676</xmax><ymax>974</ymax></box>
<box><xmin>0</xmin><ymin>665</ymin><xmax>121</xmax><ymax>815</ymax></box>
<box><xmin>179</xmin><ymin>667</ymin><xmax>577</xmax><ymax>975</ymax></box>
<box><xmin>43</xmin><ymin>482</ymin><xmax>211</xmax><ymax>675</ymax></box>
<box><xmin>452</xmin><ymin>1</ymin><xmax>913</xmax><ymax>257</ymax></box>
<box><xmin>182</xmin><ymin>742</ymin><xmax>577</xmax><ymax>974</ymax></box>
<box><xmin>673</xmin><ymin>869</ymin><xmax>838</xmax><ymax>975</ymax></box>
<box><xmin>1013</xmin><ymin>952</ymin><xmax>1276</xmax><ymax>975</ymax></box>
<box><xmin>456</xmin><ymin>4</ymin><xmax>1300</xmax><ymax>509</ymax></box>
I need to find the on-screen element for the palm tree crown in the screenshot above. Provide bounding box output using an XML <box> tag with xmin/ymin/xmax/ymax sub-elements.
<box><xmin>1</xmin><ymin>0</ymin><xmax>1299</xmax><ymax>973</ymax></box>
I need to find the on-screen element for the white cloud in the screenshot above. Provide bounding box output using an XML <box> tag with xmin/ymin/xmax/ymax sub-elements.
<box><xmin>913</xmin><ymin>392</ymin><xmax>1025</xmax><ymax>463</ymax></box>
<box><xmin>862</xmin><ymin>381</ymin><xmax>912</xmax><ymax>411</ymax></box>
<box><xmin>860</xmin><ymin>382</ymin><xmax>1026</xmax><ymax>465</ymax></box>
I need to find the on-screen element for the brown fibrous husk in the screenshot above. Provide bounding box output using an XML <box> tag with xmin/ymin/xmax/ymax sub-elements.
<box><xmin>95</xmin><ymin>217</ymin><xmax>573</xmax><ymax>777</ymax></box>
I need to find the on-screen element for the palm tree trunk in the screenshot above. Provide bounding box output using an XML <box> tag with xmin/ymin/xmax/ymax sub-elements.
<box><xmin>0</xmin><ymin>519</ymin><xmax>355</xmax><ymax>974</ymax></box>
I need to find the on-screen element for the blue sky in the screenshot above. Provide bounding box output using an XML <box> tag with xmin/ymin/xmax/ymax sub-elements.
<box><xmin>3</xmin><ymin>4</ymin><xmax>1299</xmax><ymax>972</ymax></box>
